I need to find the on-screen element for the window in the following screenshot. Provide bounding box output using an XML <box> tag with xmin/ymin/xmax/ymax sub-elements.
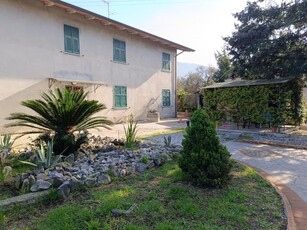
<box><xmin>64</xmin><ymin>25</ymin><xmax>80</xmax><ymax>54</ymax></box>
<box><xmin>114</xmin><ymin>86</ymin><xmax>127</xmax><ymax>108</ymax></box>
<box><xmin>65</xmin><ymin>85</ymin><xmax>83</xmax><ymax>92</ymax></box>
<box><xmin>162</xmin><ymin>53</ymin><xmax>170</xmax><ymax>71</ymax></box>
<box><xmin>113</xmin><ymin>39</ymin><xmax>126</xmax><ymax>63</ymax></box>
<box><xmin>162</xmin><ymin>89</ymin><xmax>171</xmax><ymax>106</ymax></box>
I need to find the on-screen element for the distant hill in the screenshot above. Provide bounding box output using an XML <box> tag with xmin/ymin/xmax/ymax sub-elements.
<box><xmin>178</xmin><ymin>62</ymin><xmax>203</xmax><ymax>78</ymax></box>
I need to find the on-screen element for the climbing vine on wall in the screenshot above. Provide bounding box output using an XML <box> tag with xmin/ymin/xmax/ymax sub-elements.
<box><xmin>202</xmin><ymin>79</ymin><xmax>303</xmax><ymax>126</ymax></box>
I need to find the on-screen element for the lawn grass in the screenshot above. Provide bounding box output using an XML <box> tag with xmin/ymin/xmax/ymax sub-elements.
<box><xmin>139</xmin><ymin>128</ymin><xmax>184</xmax><ymax>139</ymax></box>
<box><xmin>3</xmin><ymin>161</ymin><xmax>286</xmax><ymax>230</ymax></box>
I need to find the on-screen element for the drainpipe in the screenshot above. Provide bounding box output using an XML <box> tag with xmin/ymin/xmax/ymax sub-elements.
<box><xmin>174</xmin><ymin>50</ymin><xmax>185</xmax><ymax>118</ymax></box>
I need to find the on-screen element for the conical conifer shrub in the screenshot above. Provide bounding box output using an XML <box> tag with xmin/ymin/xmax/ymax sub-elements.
<box><xmin>178</xmin><ymin>109</ymin><xmax>233</xmax><ymax>187</ymax></box>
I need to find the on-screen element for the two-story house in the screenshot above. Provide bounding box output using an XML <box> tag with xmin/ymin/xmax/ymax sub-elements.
<box><xmin>0</xmin><ymin>0</ymin><xmax>194</xmax><ymax>132</ymax></box>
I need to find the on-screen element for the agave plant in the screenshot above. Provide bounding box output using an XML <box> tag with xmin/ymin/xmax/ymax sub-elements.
<box><xmin>6</xmin><ymin>88</ymin><xmax>113</xmax><ymax>155</ymax></box>
<box><xmin>20</xmin><ymin>141</ymin><xmax>63</xmax><ymax>174</ymax></box>
<box><xmin>0</xmin><ymin>134</ymin><xmax>15</xmax><ymax>152</ymax></box>
<box><xmin>124</xmin><ymin>114</ymin><xmax>138</xmax><ymax>148</ymax></box>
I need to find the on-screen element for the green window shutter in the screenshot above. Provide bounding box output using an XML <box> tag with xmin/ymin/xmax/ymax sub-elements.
<box><xmin>114</xmin><ymin>86</ymin><xmax>127</xmax><ymax>108</ymax></box>
<box><xmin>64</xmin><ymin>25</ymin><xmax>80</xmax><ymax>54</ymax></box>
<box><xmin>162</xmin><ymin>89</ymin><xmax>171</xmax><ymax>106</ymax></box>
<box><xmin>113</xmin><ymin>39</ymin><xmax>126</xmax><ymax>63</ymax></box>
<box><xmin>162</xmin><ymin>53</ymin><xmax>171</xmax><ymax>71</ymax></box>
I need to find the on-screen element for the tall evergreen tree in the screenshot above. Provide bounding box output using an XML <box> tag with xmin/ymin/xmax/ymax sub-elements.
<box><xmin>225</xmin><ymin>0</ymin><xmax>307</xmax><ymax>79</ymax></box>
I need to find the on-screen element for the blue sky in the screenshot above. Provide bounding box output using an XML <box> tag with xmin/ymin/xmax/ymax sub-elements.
<box><xmin>62</xmin><ymin>0</ymin><xmax>250</xmax><ymax>67</ymax></box>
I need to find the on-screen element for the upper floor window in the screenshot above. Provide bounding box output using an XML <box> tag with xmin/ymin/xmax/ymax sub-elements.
<box><xmin>64</xmin><ymin>25</ymin><xmax>80</xmax><ymax>54</ymax></box>
<box><xmin>114</xmin><ymin>86</ymin><xmax>127</xmax><ymax>108</ymax></box>
<box><xmin>162</xmin><ymin>53</ymin><xmax>170</xmax><ymax>71</ymax></box>
<box><xmin>113</xmin><ymin>39</ymin><xmax>126</xmax><ymax>63</ymax></box>
<box><xmin>162</xmin><ymin>89</ymin><xmax>171</xmax><ymax>107</ymax></box>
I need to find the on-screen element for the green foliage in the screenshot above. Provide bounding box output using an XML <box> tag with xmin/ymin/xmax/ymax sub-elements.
<box><xmin>4</xmin><ymin>162</ymin><xmax>286</xmax><ymax>229</ymax></box>
<box><xmin>85</xmin><ymin>220</ymin><xmax>101</xmax><ymax>230</ymax></box>
<box><xmin>6</xmin><ymin>88</ymin><xmax>113</xmax><ymax>155</ymax></box>
<box><xmin>177</xmin><ymin>66</ymin><xmax>216</xmax><ymax>111</ymax></box>
<box><xmin>225</xmin><ymin>0</ymin><xmax>307</xmax><ymax>79</ymax></box>
<box><xmin>0</xmin><ymin>208</ymin><xmax>7</xmax><ymax>229</ymax></box>
<box><xmin>124</xmin><ymin>115</ymin><xmax>138</xmax><ymax>148</ymax></box>
<box><xmin>213</xmin><ymin>48</ymin><xmax>234</xmax><ymax>82</ymax></box>
<box><xmin>203</xmin><ymin>79</ymin><xmax>303</xmax><ymax>126</ymax></box>
<box><xmin>178</xmin><ymin>109</ymin><xmax>233</xmax><ymax>187</ymax></box>
<box><xmin>35</xmin><ymin>141</ymin><xmax>62</xmax><ymax>170</ymax></box>
<box><xmin>0</xmin><ymin>134</ymin><xmax>15</xmax><ymax>152</ymax></box>
<box><xmin>20</xmin><ymin>141</ymin><xmax>62</xmax><ymax>173</ymax></box>
<box><xmin>163</xmin><ymin>136</ymin><xmax>172</xmax><ymax>147</ymax></box>
<box><xmin>140</xmin><ymin>155</ymin><xmax>149</xmax><ymax>164</ymax></box>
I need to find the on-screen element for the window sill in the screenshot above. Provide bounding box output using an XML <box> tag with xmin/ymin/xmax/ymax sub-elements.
<box><xmin>61</xmin><ymin>51</ymin><xmax>83</xmax><ymax>57</ymax></box>
<box><xmin>111</xmin><ymin>60</ymin><xmax>129</xmax><ymax>65</ymax></box>
<box><xmin>112</xmin><ymin>107</ymin><xmax>130</xmax><ymax>110</ymax></box>
<box><xmin>161</xmin><ymin>69</ymin><xmax>171</xmax><ymax>73</ymax></box>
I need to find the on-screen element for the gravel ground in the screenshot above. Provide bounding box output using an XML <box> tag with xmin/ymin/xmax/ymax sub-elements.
<box><xmin>146</xmin><ymin>129</ymin><xmax>307</xmax><ymax>148</ymax></box>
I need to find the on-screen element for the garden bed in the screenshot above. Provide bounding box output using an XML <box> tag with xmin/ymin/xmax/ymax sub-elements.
<box><xmin>2</xmin><ymin>161</ymin><xmax>287</xmax><ymax>229</ymax></box>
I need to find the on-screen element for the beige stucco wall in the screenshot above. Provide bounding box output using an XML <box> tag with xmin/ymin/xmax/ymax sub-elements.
<box><xmin>0</xmin><ymin>0</ymin><xmax>177</xmax><ymax>134</ymax></box>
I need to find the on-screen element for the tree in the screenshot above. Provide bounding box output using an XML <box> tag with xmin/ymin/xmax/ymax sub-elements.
<box><xmin>212</xmin><ymin>49</ymin><xmax>234</xmax><ymax>82</ymax></box>
<box><xmin>225</xmin><ymin>0</ymin><xmax>307</xmax><ymax>79</ymax></box>
<box><xmin>6</xmin><ymin>88</ymin><xmax>113</xmax><ymax>155</ymax></box>
<box><xmin>178</xmin><ymin>109</ymin><xmax>233</xmax><ymax>187</ymax></box>
<box><xmin>177</xmin><ymin>66</ymin><xmax>216</xmax><ymax>111</ymax></box>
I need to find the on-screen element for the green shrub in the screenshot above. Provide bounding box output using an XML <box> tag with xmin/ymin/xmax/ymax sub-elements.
<box><xmin>140</xmin><ymin>155</ymin><xmax>149</xmax><ymax>164</ymax></box>
<box><xmin>178</xmin><ymin>109</ymin><xmax>233</xmax><ymax>187</ymax></box>
<box><xmin>6</xmin><ymin>88</ymin><xmax>113</xmax><ymax>155</ymax></box>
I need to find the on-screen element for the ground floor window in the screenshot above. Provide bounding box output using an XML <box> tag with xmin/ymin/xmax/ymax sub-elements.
<box><xmin>162</xmin><ymin>89</ymin><xmax>171</xmax><ymax>106</ymax></box>
<box><xmin>114</xmin><ymin>86</ymin><xmax>127</xmax><ymax>108</ymax></box>
<box><xmin>65</xmin><ymin>85</ymin><xmax>83</xmax><ymax>92</ymax></box>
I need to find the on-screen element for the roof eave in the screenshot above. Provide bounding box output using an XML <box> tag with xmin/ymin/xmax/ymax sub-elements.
<box><xmin>39</xmin><ymin>0</ymin><xmax>195</xmax><ymax>52</ymax></box>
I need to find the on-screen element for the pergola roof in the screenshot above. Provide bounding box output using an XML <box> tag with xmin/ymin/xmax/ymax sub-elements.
<box><xmin>204</xmin><ymin>78</ymin><xmax>294</xmax><ymax>89</ymax></box>
<box><xmin>39</xmin><ymin>0</ymin><xmax>194</xmax><ymax>52</ymax></box>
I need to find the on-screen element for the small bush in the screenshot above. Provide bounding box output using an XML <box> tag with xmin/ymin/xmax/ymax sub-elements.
<box><xmin>140</xmin><ymin>155</ymin><xmax>149</xmax><ymax>164</ymax></box>
<box><xmin>178</xmin><ymin>109</ymin><xmax>233</xmax><ymax>187</ymax></box>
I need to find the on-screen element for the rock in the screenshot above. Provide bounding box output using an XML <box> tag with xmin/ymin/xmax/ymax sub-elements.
<box><xmin>154</xmin><ymin>158</ymin><xmax>162</xmax><ymax>166</ymax></box>
<box><xmin>21</xmin><ymin>179</ymin><xmax>30</xmax><ymax>192</ymax></box>
<box><xmin>126</xmin><ymin>165</ymin><xmax>136</xmax><ymax>175</ymax></box>
<box><xmin>33</xmin><ymin>168</ymin><xmax>44</xmax><ymax>175</ymax></box>
<box><xmin>49</xmin><ymin>171</ymin><xmax>64</xmax><ymax>179</ymax></box>
<box><xmin>36</xmin><ymin>173</ymin><xmax>49</xmax><ymax>181</ymax></box>
<box><xmin>52</xmin><ymin>177</ymin><xmax>64</xmax><ymax>188</ymax></box>
<box><xmin>64</xmin><ymin>166</ymin><xmax>79</xmax><ymax>172</ymax></box>
<box><xmin>97</xmin><ymin>174</ymin><xmax>111</xmax><ymax>185</ymax></box>
<box><xmin>69</xmin><ymin>176</ymin><xmax>83</xmax><ymax>191</ymax></box>
<box><xmin>135</xmin><ymin>163</ymin><xmax>147</xmax><ymax>173</ymax></box>
<box><xmin>28</xmin><ymin>175</ymin><xmax>36</xmax><ymax>188</ymax></box>
<box><xmin>30</xmin><ymin>180</ymin><xmax>52</xmax><ymax>192</ymax></box>
<box><xmin>15</xmin><ymin>175</ymin><xmax>22</xmax><ymax>189</ymax></box>
<box><xmin>89</xmin><ymin>153</ymin><xmax>97</xmax><ymax>161</ymax></box>
<box><xmin>147</xmin><ymin>160</ymin><xmax>155</xmax><ymax>169</ymax></box>
<box><xmin>57</xmin><ymin>181</ymin><xmax>71</xmax><ymax>199</ymax></box>
<box><xmin>64</xmin><ymin>153</ymin><xmax>75</xmax><ymax>164</ymax></box>
<box><xmin>84</xmin><ymin>178</ymin><xmax>96</xmax><ymax>187</ymax></box>
<box><xmin>55</xmin><ymin>166</ymin><xmax>64</xmax><ymax>173</ymax></box>
<box><xmin>81</xmin><ymin>168</ymin><xmax>89</xmax><ymax>176</ymax></box>
<box><xmin>118</xmin><ymin>169</ymin><xmax>126</xmax><ymax>178</ymax></box>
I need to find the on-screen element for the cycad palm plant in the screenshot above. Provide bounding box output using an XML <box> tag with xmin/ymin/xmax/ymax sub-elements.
<box><xmin>6</xmin><ymin>88</ymin><xmax>113</xmax><ymax>155</ymax></box>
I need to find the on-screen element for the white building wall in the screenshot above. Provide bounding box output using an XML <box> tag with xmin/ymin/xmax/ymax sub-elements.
<box><xmin>0</xmin><ymin>0</ymin><xmax>177</xmax><ymax>133</ymax></box>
